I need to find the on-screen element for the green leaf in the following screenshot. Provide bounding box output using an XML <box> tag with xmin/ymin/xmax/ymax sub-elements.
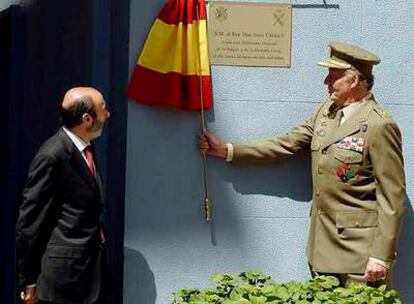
<box><xmin>248</xmin><ymin>295</ymin><xmax>267</xmax><ymax>304</ymax></box>
<box><xmin>173</xmin><ymin>270</ymin><xmax>401</xmax><ymax>304</ymax></box>
<box><xmin>229</xmin><ymin>288</ymin><xmax>245</xmax><ymax>300</ymax></box>
<box><xmin>223</xmin><ymin>299</ymin><xmax>251</xmax><ymax>304</ymax></box>
<box><xmin>210</xmin><ymin>273</ymin><xmax>239</xmax><ymax>286</ymax></box>
<box><xmin>378</xmin><ymin>285</ymin><xmax>387</xmax><ymax>292</ymax></box>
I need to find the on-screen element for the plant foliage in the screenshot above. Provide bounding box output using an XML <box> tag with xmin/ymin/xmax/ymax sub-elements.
<box><xmin>172</xmin><ymin>271</ymin><xmax>401</xmax><ymax>304</ymax></box>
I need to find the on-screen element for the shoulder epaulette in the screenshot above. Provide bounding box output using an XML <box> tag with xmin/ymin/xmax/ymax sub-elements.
<box><xmin>373</xmin><ymin>106</ymin><xmax>391</xmax><ymax>120</ymax></box>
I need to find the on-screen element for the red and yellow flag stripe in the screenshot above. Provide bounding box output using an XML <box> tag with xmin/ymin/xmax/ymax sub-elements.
<box><xmin>127</xmin><ymin>0</ymin><xmax>212</xmax><ymax>111</ymax></box>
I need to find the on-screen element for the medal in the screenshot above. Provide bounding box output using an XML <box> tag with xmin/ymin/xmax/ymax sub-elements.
<box><xmin>336</xmin><ymin>164</ymin><xmax>356</xmax><ymax>182</ymax></box>
<box><xmin>338</xmin><ymin>136</ymin><xmax>364</xmax><ymax>153</ymax></box>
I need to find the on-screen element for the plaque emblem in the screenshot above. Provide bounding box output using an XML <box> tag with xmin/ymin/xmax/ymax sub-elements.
<box><xmin>273</xmin><ymin>10</ymin><xmax>285</xmax><ymax>26</ymax></box>
<box><xmin>215</xmin><ymin>7</ymin><xmax>228</xmax><ymax>23</ymax></box>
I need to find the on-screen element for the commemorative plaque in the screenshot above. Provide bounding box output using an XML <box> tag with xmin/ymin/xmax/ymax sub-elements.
<box><xmin>208</xmin><ymin>2</ymin><xmax>292</xmax><ymax>67</ymax></box>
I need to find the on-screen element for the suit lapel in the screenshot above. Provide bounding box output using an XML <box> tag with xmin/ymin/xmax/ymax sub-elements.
<box><xmin>321</xmin><ymin>97</ymin><xmax>376</xmax><ymax>151</ymax></box>
<box><xmin>59</xmin><ymin>129</ymin><xmax>99</xmax><ymax>193</ymax></box>
<box><xmin>71</xmin><ymin>149</ymin><xmax>99</xmax><ymax>192</ymax></box>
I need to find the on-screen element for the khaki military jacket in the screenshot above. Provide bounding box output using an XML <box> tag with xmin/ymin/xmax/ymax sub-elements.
<box><xmin>233</xmin><ymin>96</ymin><xmax>406</xmax><ymax>274</ymax></box>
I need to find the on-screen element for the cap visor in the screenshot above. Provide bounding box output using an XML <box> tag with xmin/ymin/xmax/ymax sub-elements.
<box><xmin>317</xmin><ymin>57</ymin><xmax>352</xmax><ymax>69</ymax></box>
<box><xmin>317</xmin><ymin>60</ymin><xmax>347</xmax><ymax>69</ymax></box>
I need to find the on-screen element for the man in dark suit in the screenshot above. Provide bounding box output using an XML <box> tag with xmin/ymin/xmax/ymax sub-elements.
<box><xmin>16</xmin><ymin>87</ymin><xmax>111</xmax><ymax>304</ymax></box>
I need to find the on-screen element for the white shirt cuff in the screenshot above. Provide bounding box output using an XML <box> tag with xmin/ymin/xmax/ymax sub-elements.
<box><xmin>226</xmin><ymin>143</ymin><xmax>234</xmax><ymax>162</ymax></box>
<box><xmin>369</xmin><ymin>257</ymin><xmax>390</xmax><ymax>269</ymax></box>
<box><xmin>26</xmin><ymin>284</ymin><xmax>36</xmax><ymax>287</ymax></box>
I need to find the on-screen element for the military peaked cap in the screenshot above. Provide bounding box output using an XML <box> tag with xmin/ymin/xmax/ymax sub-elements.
<box><xmin>318</xmin><ymin>42</ymin><xmax>381</xmax><ymax>76</ymax></box>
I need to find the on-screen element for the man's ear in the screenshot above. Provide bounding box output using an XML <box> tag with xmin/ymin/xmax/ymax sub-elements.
<box><xmin>350</xmin><ymin>73</ymin><xmax>360</xmax><ymax>89</ymax></box>
<box><xmin>82</xmin><ymin>113</ymin><xmax>92</xmax><ymax>125</ymax></box>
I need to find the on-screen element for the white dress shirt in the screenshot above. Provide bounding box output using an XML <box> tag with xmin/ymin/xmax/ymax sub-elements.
<box><xmin>63</xmin><ymin>127</ymin><xmax>91</xmax><ymax>161</ymax></box>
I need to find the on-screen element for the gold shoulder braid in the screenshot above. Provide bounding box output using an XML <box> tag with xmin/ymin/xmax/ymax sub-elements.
<box><xmin>374</xmin><ymin>106</ymin><xmax>390</xmax><ymax>119</ymax></box>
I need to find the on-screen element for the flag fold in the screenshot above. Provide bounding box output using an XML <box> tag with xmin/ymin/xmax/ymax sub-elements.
<box><xmin>127</xmin><ymin>0</ymin><xmax>212</xmax><ymax>111</ymax></box>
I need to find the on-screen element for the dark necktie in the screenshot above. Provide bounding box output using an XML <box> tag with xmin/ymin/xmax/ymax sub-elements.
<box><xmin>84</xmin><ymin>146</ymin><xmax>96</xmax><ymax>178</ymax></box>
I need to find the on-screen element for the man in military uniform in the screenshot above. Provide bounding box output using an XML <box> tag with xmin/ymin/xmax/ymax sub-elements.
<box><xmin>199</xmin><ymin>42</ymin><xmax>406</xmax><ymax>287</ymax></box>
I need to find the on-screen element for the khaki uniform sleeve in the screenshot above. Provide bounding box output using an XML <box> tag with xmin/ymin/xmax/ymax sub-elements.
<box><xmin>370</xmin><ymin>121</ymin><xmax>406</xmax><ymax>262</ymax></box>
<box><xmin>232</xmin><ymin>118</ymin><xmax>314</xmax><ymax>164</ymax></box>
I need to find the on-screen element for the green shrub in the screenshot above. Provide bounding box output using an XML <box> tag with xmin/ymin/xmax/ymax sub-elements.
<box><xmin>172</xmin><ymin>271</ymin><xmax>401</xmax><ymax>304</ymax></box>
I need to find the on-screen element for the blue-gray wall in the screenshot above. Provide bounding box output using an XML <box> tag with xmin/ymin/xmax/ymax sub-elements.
<box><xmin>125</xmin><ymin>1</ymin><xmax>414</xmax><ymax>303</ymax></box>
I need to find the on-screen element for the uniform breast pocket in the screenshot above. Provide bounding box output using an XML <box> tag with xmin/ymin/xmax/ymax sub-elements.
<box><xmin>333</xmin><ymin>148</ymin><xmax>364</xmax><ymax>183</ymax></box>
<box><xmin>334</xmin><ymin>148</ymin><xmax>363</xmax><ymax>164</ymax></box>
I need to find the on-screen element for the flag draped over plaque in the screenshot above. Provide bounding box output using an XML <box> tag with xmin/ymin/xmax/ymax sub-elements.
<box><xmin>128</xmin><ymin>0</ymin><xmax>214</xmax><ymax>222</ymax></box>
<box><xmin>127</xmin><ymin>0</ymin><xmax>212</xmax><ymax>111</ymax></box>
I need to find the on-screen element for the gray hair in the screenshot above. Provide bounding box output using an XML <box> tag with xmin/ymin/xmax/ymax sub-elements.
<box><xmin>345</xmin><ymin>69</ymin><xmax>374</xmax><ymax>91</ymax></box>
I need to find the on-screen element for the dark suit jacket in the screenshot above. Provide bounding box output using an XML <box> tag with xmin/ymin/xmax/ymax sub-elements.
<box><xmin>16</xmin><ymin>129</ymin><xmax>105</xmax><ymax>304</ymax></box>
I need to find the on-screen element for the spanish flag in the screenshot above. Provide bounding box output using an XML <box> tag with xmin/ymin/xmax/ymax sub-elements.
<box><xmin>127</xmin><ymin>0</ymin><xmax>212</xmax><ymax>111</ymax></box>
